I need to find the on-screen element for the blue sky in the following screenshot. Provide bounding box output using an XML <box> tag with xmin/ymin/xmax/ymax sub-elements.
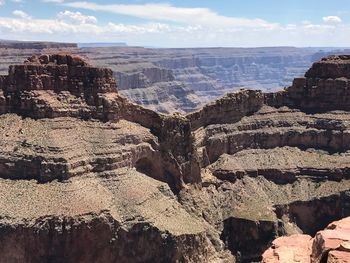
<box><xmin>0</xmin><ymin>0</ymin><xmax>349</xmax><ymax>47</ymax></box>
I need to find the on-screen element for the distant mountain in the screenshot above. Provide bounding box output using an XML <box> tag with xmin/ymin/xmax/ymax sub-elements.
<box><xmin>0</xmin><ymin>39</ymin><xmax>77</xmax><ymax>49</ymax></box>
<box><xmin>78</xmin><ymin>42</ymin><xmax>127</xmax><ymax>48</ymax></box>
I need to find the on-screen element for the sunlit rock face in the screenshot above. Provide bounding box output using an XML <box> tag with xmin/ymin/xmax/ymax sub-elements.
<box><xmin>262</xmin><ymin>217</ymin><xmax>350</xmax><ymax>263</ymax></box>
<box><xmin>0</xmin><ymin>54</ymin><xmax>350</xmax><ymax>262</ymax></box>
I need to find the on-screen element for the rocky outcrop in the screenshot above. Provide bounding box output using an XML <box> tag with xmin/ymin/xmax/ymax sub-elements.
<box><xmin>262</xmin><ymin>234</ymin><xmax>312</xmax><ymax>263</ymax></box>
<box><xmin>262</xmin><ymin>217</ymin><xmax>350</xmax><ymax>263</ymax></box>
<box><xmin>0</xmin><ymin>54</ymin><xmax>201</xmax><ymax>191</ymax></box>
<box><xmin>188</xmin><ymin>89</ymin><xmax>264</xmax><ymax>130</ymax></box>
<box><xmin>1</xmin><ymin>54</ymin><xmax>350</xmax><ymax>262</ymax></box>
<box><xmin>266</xmin><ymin>55</ymin><xmax>350</xmax><ymax>112</ymax></box>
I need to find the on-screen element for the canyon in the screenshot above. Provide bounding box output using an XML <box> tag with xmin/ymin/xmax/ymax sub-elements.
<box><xmin>1</xmin><ymin>42</ymin><xmax>345</xmax><ymax>113</ymax></box>
<box><xmin>0</xmin><ymin>51</ymin><xmax>349</xmax><ymax>262</ymax></box>
<box><xmin>80</xmin><ymin>46</ymin><xmax>343</xmax><ymax>113</ymax></box>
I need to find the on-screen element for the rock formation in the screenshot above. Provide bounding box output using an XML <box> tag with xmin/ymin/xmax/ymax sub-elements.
<box><xmin>0</xmin><ymin>54</ymin><xmax>350</xmax><ymax>262</ymax></box>
<box><xmin>181</xmin><ymin>55</ymin><xmax>350</xmax><ymax>261</ymax></box>
<box><xmin>262</xmin><ymin>217</ymin><xmax>350</xmax><ymax>263</ymax></box>
<box><xmin>0</xmin><ymin>54</ymin><xmax>230</xmax><ymax>262</ymax></box>
<box><xmin>81</xmin><ymin>46</ymin><xmax>345</xmax><ymax>113</ymax></box>
<box><xmin>1</xmin><ymin>45</ymin><xmax>345</xmax><ymax>114</ymax></box>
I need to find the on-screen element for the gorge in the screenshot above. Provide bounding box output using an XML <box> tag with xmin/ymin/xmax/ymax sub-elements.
<box><xmin>1</xmin><ymin>43</ymin><xmax>345</xmax><ymax>113</ymax></box>
<box><xmin>0</xmin><ymin>52</ymin><xmax>349</xmax><ymax>262</ymax></box>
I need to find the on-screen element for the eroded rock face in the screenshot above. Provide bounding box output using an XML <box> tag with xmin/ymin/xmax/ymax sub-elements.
<box><xmin>267</xmin><ymin>55</ymin><xmax>350</xmax><ymax>112</ymax></box>
<box><xmin>0</xmin><ymin>54</ymin><xmax>231</xmax><ymax>262</ymax></box>
<box><xmin>262</xmin><ymin>217</ymin><xmax>350</xmax><ymax>263</ymax></box>
<box><xmin>179</xmin><ymin>55</ymin><xmax>350</xmax><ymax>261</ymax></box>
<box><xmin>1</xmin><ymin>54</ymin><xmax>350</xmax><ymax>262</ymax></box>
<box><xmin>85</xmin><ymin>47</ymin><xmax>336</xmax><ymax>113</ymax></box>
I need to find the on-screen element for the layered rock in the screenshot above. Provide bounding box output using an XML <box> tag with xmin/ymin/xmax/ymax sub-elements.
<box><xmin>0</xmin><ymin>54</ymin><xmax>232</xmax><ymax>262</ymax></box>
<box><xmin>2</xmin><ymin>45</ymin><xmax>345</xmax><ymax>113</ymax></box>
<box><xmin>267</xmin><ymin>55</ymin><xmax>350</xmax><ymax>112</ymax></box>
<box><xmin>83</xmin><ymin>46</ymin><xmax>343</xmax><ymax>113</ymax></box>
<box><xmin>1</xmin><ymin>54</ymin><xmax>350</xmax><ymax>262</ymax></box>
<box><xmin>0</xmin><ymin>54</ymin><xmax>202</xmax><ymax>190</ymax></box>
<box><xmin>262</xmin><ymin>217</ymin><xmax>350</xmax><ymax>263</ymax></box>
<box><xmin>178</xmin><ymin>55</ymin><xmax>350</xmax><ymax>261</ymax></box>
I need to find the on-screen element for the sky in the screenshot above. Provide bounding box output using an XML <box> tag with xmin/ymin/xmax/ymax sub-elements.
<box><xmin>0</xmin><ymin>0</ymin><xmax>349</xmax><ymax>47</ymax></box>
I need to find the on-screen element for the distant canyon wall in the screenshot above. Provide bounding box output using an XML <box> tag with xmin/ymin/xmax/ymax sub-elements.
<box><xmin>0</xmin><ymin>42</ymin><xmax>347</xmax><ymax>113</ymax></box>
<box><xmin>82</xmin><ymin>47</ymin><xmax>346</xmax><ymax>113</ymax></box>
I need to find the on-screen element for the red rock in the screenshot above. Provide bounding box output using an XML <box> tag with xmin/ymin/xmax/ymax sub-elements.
<box><xmin>262</xmin><ymin>217</ymin><xmax>350</xmax><ymax>263</ymax></box>
<box><xmin>327</xmin><ymin>250</ymin><xmax>350</xmax><ymax>263</ymax></box>
<box><xmin>305</xmin><ymin>55</ymin><xmax>350</xmax><ymax>79</ymax></box>
<box><xmin>262</xmin><ymin>234</ymin><xmax>312</xmax><ymax>263</ymax></box>
<box><xmin>327</xmin><ymin>217</ymin><xmax>350</xmax><ymax>231</ymax></box>
<box><xmin>311</xmin><ymin>229</ymin><xmax>350</xmax><ymax>262</ymax></box>
<box><xmin>340</xmin><ymin>242</ymin><xmax>350</xmax><ymax>252</ymax></box>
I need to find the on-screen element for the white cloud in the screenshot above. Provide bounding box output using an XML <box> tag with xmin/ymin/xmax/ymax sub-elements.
<box><xmin>62</xmin><ymin>2</ymin><xmax>279</xmax><ymax>30</ymax></box>
<box><xmin>0</xmin><ymin>0</ymin><xmax>5</xmax><ymax>6</ymax></box>
<box><xmin>0</xmin><ymin>15</ymin><xmax>349</xmax><ymax>48</ymax></box>
<box><xmin>323</xmin><ymin>16</ymin><xmax>342</xmax><ymax>24</ymax></box>
<box><xmin>0</xmin><ymin>3</ymin><xmax>348</xmax><ymax>48</ymax></box>
<box><xmin>13</xmin><ymin>10</ymin><xmax>31</xmax><ymax>19</ymax></box>
<box><xmin>57</xmin><ymin>10</ymin><xmax>97</xmax><ymax>24</ymax></box>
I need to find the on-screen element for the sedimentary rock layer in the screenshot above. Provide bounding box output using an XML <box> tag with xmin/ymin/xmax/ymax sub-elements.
<box><xmin>0</xmin><ymin>54</ymin><xmax>350</xmax><ymax>262</ymax></box>
<box><xmin>1</xmin><ymin>45</ymin><xmax>344</xmax><ymax>113</ymax></box>
<box><xmin>81</xmin><ymin>47</ymin><xmax>345</xmax><ymax>113</ymax></box>
<box><xmin>180</xmin><ymin>55</ymin><xmax>350</xmax><ymax>261</ymax></box>
<box><xmin>262</xmin><ymin>217</ymin><xmax>350</xmax><ymax>263</ymax></box>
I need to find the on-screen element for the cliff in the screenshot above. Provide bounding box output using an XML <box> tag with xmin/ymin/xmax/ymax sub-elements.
<box><xmin>83</xmin><ymin>47</ymin><xmax>342</xmax><ymax>113</ymax></box>
<box><xmin>0</xmin><ymin>54</ymin><xmax>350</xmax><ymax>262</ymax></box>
<box><xmin>2</xmin><ymin>46</ymin><xmax>344</xmax><ymax>114</ymax></box>
<box><xmin>182</xmin><ymin>55</ymin><xmax>350</xmax><ymax>261</ymax></box>
<box><xmin>266</xmin><ymin>55</ymin><xmax>350</xmax><ymax>112</ymax></box>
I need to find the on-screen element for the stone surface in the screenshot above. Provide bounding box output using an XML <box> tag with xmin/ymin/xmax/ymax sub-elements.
<box><xmin>262</xmin><ymin>217</ymin><xmax>350</xmax><ymax>263</ymax></box>
<box><xmin>327</xmin><ymin>251</ymin><xmax>350</xmax><ymax>263</ymax></box>
<box><xmin>262</xmin><ymin>234</ymin><xmax>312</xmax><ymax>263</ymax></box>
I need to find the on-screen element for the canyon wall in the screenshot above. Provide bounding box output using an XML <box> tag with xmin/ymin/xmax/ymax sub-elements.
<box><xmin>0</xmin><ymin>54</ymin><xmax>349</xmax><ymax>262</ymax></box>
<box><xmin>1</xmin><ymin>44</ymin><xmax>345</xmax><ymax>114</ymax></box>
<box><xmin>81</xmin><ymin>47</ymin><xmax>346</xmax><ymax>113</ymax></box>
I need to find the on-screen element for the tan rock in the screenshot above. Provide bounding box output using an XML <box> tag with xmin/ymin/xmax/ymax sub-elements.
<box><xmin>262</xmin><ymin>234</ymin><xmax>312</xmax><ymax>263</ymax></box>
<box><xmin>312</xmin><ymin>229</ymin><xmax>350</xmax><ymax>262</ymax></box>
<box><xmin>327</xmin><ymin>217</ymin><xmax>350</xmax><ymax>231</ymax></box>
<box><xmin>327</xmin><ymin>250</ymin><xmax>350</xmax><ymax>263</ymax></box>
<box><xmin>340</xmin><ymin>242</ymin><xmax>350</xmax><ymax>253</ymax></box>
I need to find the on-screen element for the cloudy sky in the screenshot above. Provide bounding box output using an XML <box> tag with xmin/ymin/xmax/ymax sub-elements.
<box><xmin>0</xmin><ymin>0</ymin><xmax>349</xmax><ymax>47</ymax></box>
